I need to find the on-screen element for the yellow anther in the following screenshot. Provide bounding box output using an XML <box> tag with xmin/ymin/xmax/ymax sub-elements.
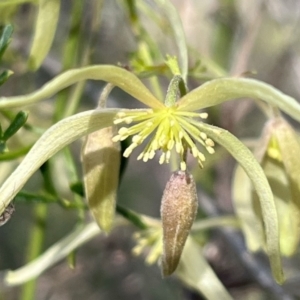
<box><xmin>199</xmin><ymin>113</ymin><xmax>208</xmax><ymax>119</ymax></box>
<box><xmin>112</xmin><ymin>107</ymin><xmax>215</xmax><ymax>169</ymax></box>
<box><xmin>205</xmin><ymin>138</ymin><xmax>215</xmax><ymax>147</ymax></box>
<box><xmin>207</xmin><ymin>146</ymin><xmax>215</xmax><ymax>154</ymax></box>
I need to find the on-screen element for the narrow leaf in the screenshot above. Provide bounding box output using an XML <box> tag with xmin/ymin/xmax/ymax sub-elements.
<box><xmin>177</xmin><ymin>78</ymin><xmax>300</xmax><ymax>123</ymax></box>
<box><xmin>28</xmin><ymin>0</ymin><xmax>61</xmax><ymax>70</ymax></box>
<box><xmin>197</xmin><ymin>123</ymin><xmax>284</xmax><ymax>284</ymax></box>
<box><xmin>0</xmin><ymin>108</ymin><xmax>122</xmax><ymax>215</ymax></box>
<box><xmin>0</xmin><ymin>70</ymin><xmax>13</xmax><ymax>86</ymax></box>
<box><xmin>2</xmin><ymin>111</ymin><xmax>28</xmax><ymax>141</ymax></box>
<box><xmin>0</xmin><ymin>24</ymin><xmax>13</xmax><ymax>60</ymax></box>
<box><xmin>0</xmin><ymin>65</ymin><xmax>163</xmax><ymax>109</ymax></box>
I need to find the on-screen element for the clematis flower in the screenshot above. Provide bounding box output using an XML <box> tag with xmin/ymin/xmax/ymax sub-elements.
<box><xmin>1</xmin><ymin>65</ymin><xmax>300</xmax><ymax>282</ymax></box>
<box><xmin>233</xmin><ymin>117</ymin><xmax>300</xmax><ymax>257</ymax></box>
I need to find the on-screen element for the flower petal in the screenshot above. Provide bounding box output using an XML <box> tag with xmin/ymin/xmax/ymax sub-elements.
<box><xmin>197</xmin><ymin>123</ymin><xmax>284</xmax><ymax>284</ymax></box>
<box><xmin>82</xmin><ymin>126</ymin><xmax>120</xmax><ymax>233</ymax></box>
<box><xmin>0</xmin><ymin>65</ymin><xmax>163</xmax><ymax>109</ymax></box>
<box><xmin>0</xmin><ymin>109</ymin><xmax>120</xmax><ymax>215</ymax></box>
<box><xmin>28</xmin><ymin>0</ymin><xmax>61</xmax><ymax>70</ymax></box>
<box><xmin>177</xmin><ymin>78</ymin><xmax>300</xmax><ymax>122</ymax></box>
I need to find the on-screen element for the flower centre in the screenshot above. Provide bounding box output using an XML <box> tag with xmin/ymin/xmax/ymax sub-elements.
<box><xmin>112</xmin><ymin>107</ymin><xmax>215</xmax><ymax>170</ymax></box>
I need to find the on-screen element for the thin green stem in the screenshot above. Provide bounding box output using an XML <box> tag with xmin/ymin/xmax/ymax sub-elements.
<box><xmin>191</xmin><ymin>216</ymin><xmax>240</xmax><ymax>232</ymax></box>
<box><xmin>63</xmin><ymin>0</ymin><xmax>105</xmax><ymax>118</ymax></box>
<box><xmin>54</xmin><ymin>0</ymin><xmax>85</xmax><ymax>121</ymax></box>
<box><xmin>0</xmin><ymin>144</ymin><xmax>32</xmax><ymax>161</ymax></box>
<box><xmin>124</xmin><ymin>0</ymin><xmax>164</xmax><ymax>101</ymax></box>
<box><xmin>116</xmin><ymin>204</ymin><xmax>148</xmax><ymax>230</ymax></box>
<box><xmin>20</xmin><ymin>203</ymin><xmax>47</xmax><ymax>300</ymax></box>
<box><xmin>63</xmin><ymin>147</ymin><xmax>85</xmax><ymax>220</ymax></box>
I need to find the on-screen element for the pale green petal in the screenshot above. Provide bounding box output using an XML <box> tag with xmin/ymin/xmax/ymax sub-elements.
<box><xmin>28</xmin><ymin>0</ymin><xmax>61</xmax><ymax>70</ymax></box>
<box><xmin>273</xmin><ymin>119</ymin><xmax>300</xmax><ymax>255</ymax></box>
<box><xmin>176</xmin><ymin>237</ymin><xmax>233</xmax><ymax>300</ymax></box>
<box><xmin>197</xmin><ymin>123</ymin><xmax>284</xmax><ymax>284</ymax></box>
<box><xmin>0</xmin><ymin>65</ymin><xmax>163</xmax><ymax>109</ymax></box>
<box><xmin>263</xmin><ymin>157</ymin><xmax>299</xmax><ymax>256</ymax></box>
<box><xmin>82</xmin><ymin>126</ymin><xmax>120</xmax><ymax>233</ymax></box>
<box><xmin>0</xmin><ymin>109</ymin><xmax>120</xmax><ymax>215</ymax></box>
<box><xmin>3</xmin><ymin>222</ymin><xmax>101</xmax><ymax>286</ymax></box>
<box><xmin>177</xmin><ymin>78</ymin><xmax>300</xmax><ymax>122</ymax></box>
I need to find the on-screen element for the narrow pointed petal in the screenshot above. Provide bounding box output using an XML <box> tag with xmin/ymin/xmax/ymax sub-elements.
<box><xmin>196</xmin><ymin>123</ymin><xmax>284</xmax><ymax>284</ymax></box>
<box><xmin>28</xmin><ymin>0</ymin><xmax>61</xmax><ymax>70</ymax></box>
<box><xmin>177</xmin><ymin>78</ymin><xmax>300</xmax><ymax>123</ymax></box>
<box><xmin>0</xmin><ymin>65</ymin><xmax>163</xmax><ymax>109</ymax></box>
<box><xmin>82</xmin><ymin>126</ymin><xmax>120</xmax><ymax>233</ymax></box>
<box><xmin>0</xmin><ymin>109</ymin><xmax>119</xmax><ymax>215</ymax></box>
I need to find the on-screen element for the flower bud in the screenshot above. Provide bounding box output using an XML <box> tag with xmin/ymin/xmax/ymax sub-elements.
<box><xmin>161</xmin><ymin>170</ymin><xmax>198</xmax><ymax>276</ymax></box>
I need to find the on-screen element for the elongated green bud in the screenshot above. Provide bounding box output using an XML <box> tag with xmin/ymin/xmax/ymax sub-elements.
<box><xmin>161</xmin><ymin>170</ymin><xmax>198</xmax><ymax>276</ymax></box>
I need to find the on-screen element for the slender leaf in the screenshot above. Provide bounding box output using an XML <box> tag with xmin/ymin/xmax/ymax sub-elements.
<box><xmin>0</xmin><ymin>24</ymin><xmax>13</xmax><ymax>60</ymax></box>
<box><xmin>2</xmin><ymin>111</ymin><xmax>28</xmax><ymax>141</ymax></box>
<box><xmin>0</xmin><ymin>70</ymin><xmax>13</xmax><ymax>86</ymax></box>
<box><xmin>0</xmin><ymin>65</ymin><xmax>163</xmax><ymax>109</ymax></box>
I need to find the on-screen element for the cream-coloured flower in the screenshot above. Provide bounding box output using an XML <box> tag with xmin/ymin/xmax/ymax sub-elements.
<box><xmin>1</xmin><ymin>64</ymin><xmax>300</xmax><ymax>283</ymax></box>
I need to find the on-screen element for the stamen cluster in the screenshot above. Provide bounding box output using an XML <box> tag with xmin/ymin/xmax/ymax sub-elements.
<box><xmin>112</xmin><ymin>107</ymin><xmax>215</xmax><ymax>170</ymax></box>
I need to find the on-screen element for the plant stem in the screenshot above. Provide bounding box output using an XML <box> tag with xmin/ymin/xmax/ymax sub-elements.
<box><xmin>191</xmin><ymin>216</ymin><xmax>240</xmax><ymax>232</ymax></box>
<box><xmin>124</xmin><ymin>0</ymin><xmax>164</xmax><ymax>101</ymax></box>
<box><xmin>20</xmin><ymin>203</ymin><xmax>47</xmax><ymax>300</ymax></box>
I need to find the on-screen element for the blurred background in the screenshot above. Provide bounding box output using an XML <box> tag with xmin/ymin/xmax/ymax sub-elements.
<box><xmin>1</xmin><ymin>0</ymin><xmax>300</xmax><ymax>299</ymax></box>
